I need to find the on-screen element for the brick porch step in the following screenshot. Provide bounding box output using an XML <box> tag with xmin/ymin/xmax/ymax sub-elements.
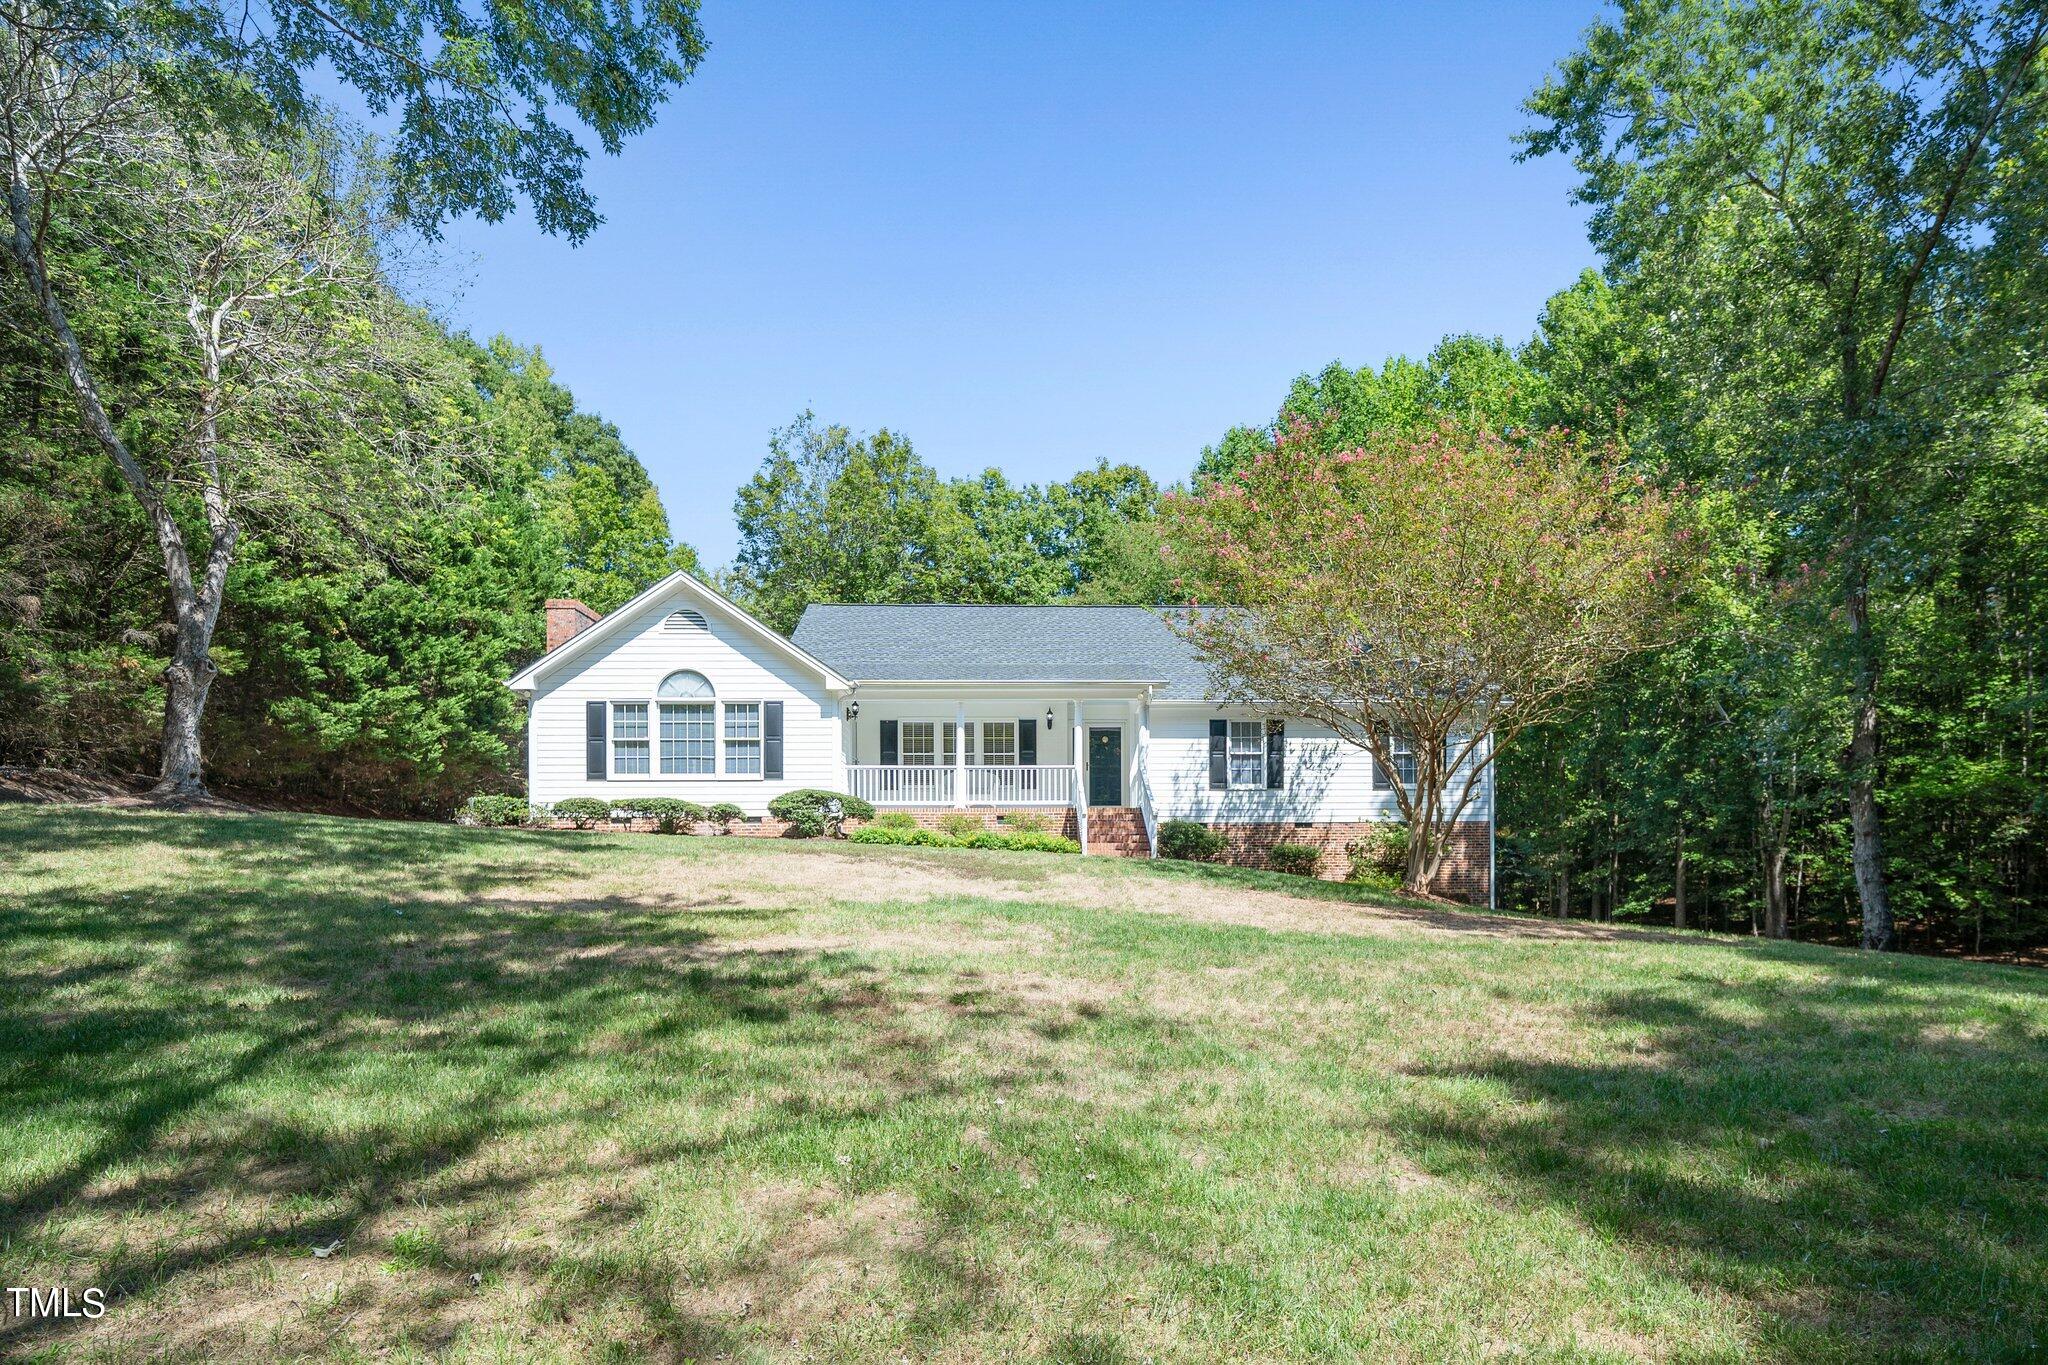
<box><xmin>1084</xmin><ymin>807</ymin><xmax>1151</xmax><ymax>858</ymax></box>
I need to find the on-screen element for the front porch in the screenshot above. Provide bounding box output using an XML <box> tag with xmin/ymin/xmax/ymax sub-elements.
<box><xmin>837</xmin><ymin>689</ymin><xmax>1159</xmax><ymax>855</ymax></box>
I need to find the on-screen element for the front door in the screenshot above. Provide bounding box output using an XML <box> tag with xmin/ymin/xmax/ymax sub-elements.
<box><xmin>1087</xmin><ymin>727</ymin><xmax>1123</xmax><ymax>806</ymax></box>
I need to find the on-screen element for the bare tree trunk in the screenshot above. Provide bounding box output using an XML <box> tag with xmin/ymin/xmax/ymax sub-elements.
<box><xmin>1555</xmin><ymin>864</ymin><xmax>1570</xmax><ymax>919</ymax></box>
<box><xmin>6</xmin><ymin>164</ymin><xmax>232</xmax><ymax>795</ymax></box>
<box><xmin>157</xmin><ymin>629</ymin><xmax>215</xmax><ymax>794</ymax></box>
<box><xmin>1845</xmin><ymin>576</ymin><xmax>1893</xmax><ymax>950</ymax></box>
<box><xmin>1760</xmin><ymin>790</ymin><xmax>1794</xmax><ymax>940</ymax></box>
<box><xmin>1606</xmin><ymin>824</ymin><xmax>1620</xmax><ymax>923</ymax></box>
<box><xmin>1673</xmin><ymin>817</ymin><xmax>1688</xmax><ymax>930</ymax></box>
<box><xmin>1763</xmin><ymin>843</ymin><xmax>1790</xmax><ymax>940</ymax></box>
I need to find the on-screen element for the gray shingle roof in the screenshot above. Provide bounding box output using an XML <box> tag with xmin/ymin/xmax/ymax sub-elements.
<box><xmin>789</xmin><ymin>604</ymin><xmax>1222</xmax><ymax>699</ymax></box>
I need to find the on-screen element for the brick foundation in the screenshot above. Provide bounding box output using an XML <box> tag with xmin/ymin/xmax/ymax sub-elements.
<box><xmin>536</xmin><ymin>815</ymin><xmax>801</xmax><ymax>837</ymax></box>
<box><xmin>1208</xmin><ymin>820</ymin><xmax>1492</xmax><ymax>905</ymax></box>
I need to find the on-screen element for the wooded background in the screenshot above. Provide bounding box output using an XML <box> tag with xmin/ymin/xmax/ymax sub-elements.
<box><xmin>4</xmin><ymin>1</ymin><xmax>2042</xmax><ymax>956</ymax></box>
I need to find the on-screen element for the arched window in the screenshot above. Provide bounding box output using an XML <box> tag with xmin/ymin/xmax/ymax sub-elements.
<box><xmin>657</xmin><ymin>670</ymin><xmax>713</xmax><ymax>700</ymax></box>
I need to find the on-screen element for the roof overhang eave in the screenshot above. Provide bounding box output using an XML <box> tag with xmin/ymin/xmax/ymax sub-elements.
<box><xmin>849</xmin><ymin>677</ymin><xmax>1171</xmax><ymax>687</ymax></box>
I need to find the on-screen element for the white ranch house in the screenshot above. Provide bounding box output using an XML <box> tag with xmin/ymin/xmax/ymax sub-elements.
<box><xmin>505</xmin><ymin>571</ymin><xmax>1495</xmax><ymax>902</ymax></box>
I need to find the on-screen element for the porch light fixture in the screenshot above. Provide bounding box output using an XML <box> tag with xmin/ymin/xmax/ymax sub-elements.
<box><xmin>1044</xmin><ymin>707</ymin><xmax>1054</xmax><ymax>730</ymax></box>
<box><xmin>847</xmin><ymin>700</ymin><xmax>860</xmax><ymax>720</ymax></box>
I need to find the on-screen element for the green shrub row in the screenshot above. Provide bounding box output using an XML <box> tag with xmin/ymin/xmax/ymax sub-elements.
<box><xmin>460</xmin><ymin>794</ymin><xmax>749</xmax><ymax>832</ymax></box>
<box><xmin>847</xmin><ymin>825</ymin><xmax>1079</xmax><ymax>855</ymax></box>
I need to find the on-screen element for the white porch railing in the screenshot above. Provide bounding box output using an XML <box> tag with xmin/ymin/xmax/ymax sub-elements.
<box><xmin>846</xmin><ymin>764</ymin><xmax>953</xmax><ymax>807</ymax></box>
<box><xmin>845</xmin><ymin>764</ymin><xmax>1075</xmax><ymax>807</ymax></box>
<box><xmin>966</xmin><ymin>764</ymin><xmax>1075</xmax><ymax>807</ymax></box>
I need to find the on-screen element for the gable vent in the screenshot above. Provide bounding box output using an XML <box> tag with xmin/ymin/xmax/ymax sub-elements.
<box><xmin>663</xmin><ymin>608</ymin><xmax>708</xmax><ymax>632</ymax></box>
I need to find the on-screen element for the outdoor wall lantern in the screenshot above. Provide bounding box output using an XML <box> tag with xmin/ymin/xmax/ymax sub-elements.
<box><xmin>847</xmin><ymin>700</ymin><xmax>860</xmax><ymax>720</ymax></box>
<box><xmin>1044</xmin><ymin>707</ymin><xmax>1054</xmax><ymax>729</ymax></box>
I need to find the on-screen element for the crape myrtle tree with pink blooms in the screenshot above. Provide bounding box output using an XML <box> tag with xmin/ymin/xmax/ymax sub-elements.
<box><xmin>1160</xmin><ymin>418</ymin><xmax>1687</xmax><ymax>898</ymax></box>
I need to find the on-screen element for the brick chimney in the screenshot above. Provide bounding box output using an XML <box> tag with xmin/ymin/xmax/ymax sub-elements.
<box><xmin>544</xmin><ymin>598</ymin><xmax>600</xmax><ymax>652</ymax></box>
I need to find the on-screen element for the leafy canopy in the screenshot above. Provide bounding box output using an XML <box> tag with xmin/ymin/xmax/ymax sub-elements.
<box><xmin>47</xmin><ymin>0</ymin><xmax>708</xmax><ymax>240</ymax></box>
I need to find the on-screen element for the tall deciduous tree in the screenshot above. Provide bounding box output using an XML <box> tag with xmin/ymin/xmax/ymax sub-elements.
<box><xmin>1161</xmin><ymin>420</ymin><xmax>1685</xmax><ymax>897</ymax></box>
<box><xmin>1521</xmin><ymin>0</ymin><xmax>2048</xmax><ymax>948</ymax></box>
<box><xmin>3</xmin><ymin>31</ymin><xmax>424</xmax><ymax>792</ymax></box>
<box><xmin>3</xmin><ymin>0</ymin><xmax>701</xmax><ymax>793</ymax></box>
<box><xmin>729</xmin><ymin>413</ymin><xmax>961</xmax><ymax>634</ymax></box>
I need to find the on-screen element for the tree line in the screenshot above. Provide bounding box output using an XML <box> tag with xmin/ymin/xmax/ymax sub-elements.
<box><xmin>3</xmin><ymin>0</ymin><xmax>2043</xmax><ymax>954</ymax></box>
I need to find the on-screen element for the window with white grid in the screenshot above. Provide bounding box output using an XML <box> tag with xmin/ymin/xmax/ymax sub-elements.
<box><xmin>658</xmin><ymin>703</ymin><xmax>714</xmax><ymax>774</ymax></box>
<box><xmin>1228</xmin><ymin>720</ymin><xmax>1265</xmax><ymax>787</ymax></box>
<box><xmin>980</xmin><ymin>721</ymin><xmax>1016</xmax><ymax>766</ymax></box>
<box><xmin>724</xmin><ymin>702</ymin><xmax>762</xmax><ymax>775</ymax></box>
<box><xmin>612</xmin><ymin>703</ymin><xmax>649</xmax><ymax>774</ymax></box>
<box><xmin>1376</xmin><ymin>732</ymin><xmax>1417</xmax><ymax>790</ymax></box>
<box><xmin>901</xmin><ymin>721</ymin><xmax>936</xmax><ymax>766</ymax></box>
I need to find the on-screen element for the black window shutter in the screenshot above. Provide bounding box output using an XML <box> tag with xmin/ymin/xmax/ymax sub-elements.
<box><xmin>1208</xmin><ymin>718</ymin><xmax>1228</xmax><ymax>789</ymax></box>
<box><xmin>1266</xmin><ymin>719</ymin><xmax>1285</xmax><ymax>789</ymax></box>
<box><xmin>763</xmin><ymin>700</ymin><xmax>784</xmax><ymax>780</ymax></box>
<box><xmin>880</xmin><ymin>719</ymin><xmax>899</xmax><ymax>766</ymax></box>
<box><xmin>1017</xmin><ymin>718</ymin><xmax>1036</xmax><ymax>766</ymax></box>
<box><xmin>585</xmin><ymin>701</ymin><xmax>607</xmax><ymax>780</ymax></box>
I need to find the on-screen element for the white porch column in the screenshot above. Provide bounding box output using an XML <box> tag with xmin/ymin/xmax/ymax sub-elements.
<box><xmin>837</xmin><ymin>700</ymin><xmax>851</xmax><ymax>790</ymax></box>
<box><xmin>1071</xmin><ymin>700</ymin><xmax>1087</xmax><ymax>848</ymax></box>
<box><xmin>1137</xmin><ymin>695</ymin><xmax>1150</xmax><ymax>795</ymax></box>
<box><xmin>953</xmin><ymin>698</ymin><xmax>968</xmax><ymax>808</ymax></box>
<box><xmin>1071</xmin><ymin>701</ymin><xmax>1086</xmax><ymax>802</ymax></box>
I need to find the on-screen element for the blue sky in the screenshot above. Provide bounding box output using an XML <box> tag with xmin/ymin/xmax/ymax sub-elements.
<box><xmin>422</xmin><ymin>2</ymin><xmax>1603</xmax><ymax>567</ymax></box>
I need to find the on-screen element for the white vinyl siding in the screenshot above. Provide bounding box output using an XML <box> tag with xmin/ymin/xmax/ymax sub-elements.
<box><xmin>525</xmin><ymin>586</ymin><xmax>841</xmax><ymax>814</ymax></box>
<box><xmin>1144</xmin><ymin>706</ymin><xmax>1492</xmax><ymax>825</ymax></box>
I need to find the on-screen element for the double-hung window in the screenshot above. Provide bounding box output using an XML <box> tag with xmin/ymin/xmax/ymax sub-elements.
<box><xmin>659</xmin><ymin>702</ymin><xmax>714</xmax><ymax>774</ymax></box>
<box><xmin>612</xmin><ymin>703</ymin><xmax>650</xmax><ymax>774</ymax></box>
<box><xmin>901</xmin><ymin>721</ymin><xmax>937</xmax><ymax>766</ymax></box>
<box><xmin>724</xmin><ymin>702</ymin><xmax>763</xmax><ymax>774</ymax></box>
<box><xmin>980</xmin><ymin>721</ymin><xmax>1016</xmax><ymax>766</ymax></box>
<box><xmin>1227</xmin><ymin>720</ymin><xmax>1266</xmax><ymax>787</ymax></box>
<box><xmin>1376</xmin><ymin>732</ymin><xmax>1417</xmax><ymax>790</ymax></box>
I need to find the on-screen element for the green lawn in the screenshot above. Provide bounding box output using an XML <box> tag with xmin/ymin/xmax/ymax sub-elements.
<box><xmin>2</xmin><ymin>806</ymin><xmax>2045</xmax><ymax>1361</ymax></box>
